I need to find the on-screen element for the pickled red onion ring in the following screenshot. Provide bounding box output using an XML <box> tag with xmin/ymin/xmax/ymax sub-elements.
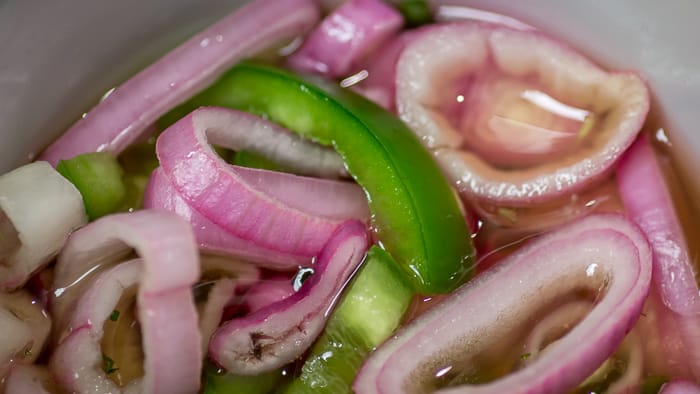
<box><xmin>40</xmin><ymin>0</ymin><xmax>320</xmax><ymax>165</ymax></box>
<box><xmin>156</xmin><ymin>107</ymin><xmax>368</xmax><ymax>265</ymax></box>
<box><xmin>50</xmin><ymin>211</ymin><xmax>201</xmax><ymax>394</ymax></box>
<box><xmin>396</xmin><ymin>22</ymin><xmax>649</xmax><ymax>205</ymax></box>
<box><xmin>51</xmin><ymin>261</ymin><xmax>141</xmax><ymax>393</ymax></box>
<box><xmin>354</xmin><ymin>214</ymin><xmax>651</xmax><ymax>394</ymax></box>
<box><xmin>617</xmin><ymin>135</ymin><xmax>700</xmax><ymax>378</ymax></box>
<box><xmin>209</xmin><ymin>220</ymin><xmax>368</xmax><ymax>375</ymax></box>
<box><xmin>145</xmin><ymin>167</ymin><xmax>311</xmax><ymax>268</ymax></box>
<box><xmin>287</xmin><ymin>0</ymin><xmax>403</xmax><ymax>78</ymax></box>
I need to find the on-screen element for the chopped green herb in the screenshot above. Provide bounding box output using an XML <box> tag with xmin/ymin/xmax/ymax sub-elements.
<box><xmin>110</xmin><ymin>309</ymin><xmax>120</xmax><ymax>322</ymax></box>
<box><xmin>23</xmin><ymin>347</ymin><xmax>32</xmax><ymax>357</ymax></box>
<box><xmin>102</xmin><ymin>354</ymin><xmax>119</xmax><ymax>374</ymax></box>
<box><xmin>396</xmin><ymin>0</ymin><xmax>432</xmax><ymax>27</ymax></box>
<box><xmin>519</xmin><ymin>353</ymin><xmax>531</xmax><ymax>361</ymax></box>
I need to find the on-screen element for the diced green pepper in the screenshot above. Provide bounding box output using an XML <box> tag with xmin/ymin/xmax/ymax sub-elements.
<box><xmin>163</xmin><ymin>62</ymin><xmax>474</xmax><ymax>294</ymax></box>
<box><xmin>284</xmin><ymin>246</ymin><xmax>413</xmax><ymax>393</ymax></box>
<box><xmin>57</xmin><ymin>152</ymin><xmax>126</xmax><ymax>220</ymax></box>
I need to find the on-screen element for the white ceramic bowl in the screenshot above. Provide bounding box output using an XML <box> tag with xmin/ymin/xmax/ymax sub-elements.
<box><xmin>1</xmin><ymin>0</ymin><xmax>698</xmax><ymax>193</ymax></box>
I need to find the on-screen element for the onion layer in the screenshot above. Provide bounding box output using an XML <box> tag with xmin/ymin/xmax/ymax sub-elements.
<box><xmin>353</xmin><ymin>214</ymin><xmax>651</xmax><ymax>394</ymax></box>
<box><xmin>39</xmin><ymin>0</ymin><xmax>320</xmax><ymax>165</ymax></box>
<box><xmin>617</xmin><ymin>135</ymin><xmax>700</xmax><ymax>379</ymax></box>
<box><xmin>155</xmin><ymin>107</ymin><xmax>368</xmax><ymax>267</ymax></box>
<box><xmin>395</xmin><ymin>22</ymin><xmax>649</xmax><ymax>205</ymax></box>
<box><xmin>287</xmin><ymin>0</ymin><xmax>403</xmax><ymax>78</ymax></box>
<box><xmin>209</xmin><ymin>220</ymin><xmax>368</xmax><ymax>375</ymax></box>
<box><xmin>0</xmin><ymin>162</ymin><xmax>87</xmax><ymax>290</ymax></box>
<box><xmin>50</xmin><ymin>211</ymin><xmax>201</xmax><ymax>394</ymax></box>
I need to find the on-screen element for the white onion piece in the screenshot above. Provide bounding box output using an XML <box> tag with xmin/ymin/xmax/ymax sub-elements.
<box><xmin>0</xmin><ymin>290</ymin><xmax>51</xmax><ymax>381</ymax></box>
<box><xmin>50</xmin><ymin>211</ymin><xmax>201</xmax><ymax>394</ymax></box>
<box><xmin>354</xmin><ymin>214</ymin><xmax>652</xmax><ymax>394</ymax></box>
<box><xmin>0</xmin><ymin>161</ymin><xmax>87</xmax><ymax>290</ymax></box>
<box><xmin>156</xmin><ymin>107</ymin><xmax>369</xmax><ymax>266</ymax></box>
<box><xmin>617</xmin><ymin>135</ymin><xmax>700</xmax><ymax>379</ymax></box>
<box><xmin>4</xmin><ymin>365</ymin><xmax>54</xmax><ymax>394</ymax></box>
<box><xmin>39</xmin><ymin>0</ymin><xmax>320</xmax><ymax>165</ymax></box>
<box><xmin>209</xmin><ymin>220</ymin><xmax>368</xmax><ymax>375</ymax></box>
<box><xmin>287</xmin><ymin>0</ymin><xmax>403</xmax><ymax>78</ymax></box>
<box><xmin>396</xmin><ymin>22</ymin><xmax>649</xmax><ymax>205</ymax></box>
<box><xmin>661</xmin><ymin>379</ymin><xmax>700</xmax><ymax>394</ymax></box>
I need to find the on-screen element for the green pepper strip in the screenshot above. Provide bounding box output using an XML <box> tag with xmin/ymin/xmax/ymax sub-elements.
<box><xmin>163</xmin><ymin>62</ymin><xmax>474</xmax><ymax>294</ymax></box>
<box><xmin>284</xmin><ymin>246</ymin><xmax>413</xmax><ymax>393</ymax></box>
<box><xmin>57</xmin><ymin>152</ymin><xmax>126</xmax><ymax>220</ymax></box>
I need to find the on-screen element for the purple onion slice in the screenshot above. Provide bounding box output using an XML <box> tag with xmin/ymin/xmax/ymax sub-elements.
<box><xmin>395</xmin><ymin>22</ymin><xmax>649</xmax><ymax>206</ymax></box>
<box><xmin>287</xmin><ymin>0</ymin><xmax>403</xmax><ymax>78</ymax></box>
<box><xmin>156</xmin><ymin>107</ymin><xmax>369</xmax><ymax>267</ymax></box>
<box><xmin>617</xmin><ymin>135</ymin><xmax>700</xmax><ymax>379</ymax></box>
<box><xmin>50</xmin><ymin>211</ymin><xmax>201</xmax><ymax>394</ymax></box>
<box><xmin>209</xmin><ymin>220</ymin><xmax>368</xmax><ymax>375</ymax></box>
<box><xmin>353</xmin><ymin>214</ymin><xmax>651</xmax><ymax>394</ymax></box>
<box><xmin>39</xmin><ymin>0</ymin><xmax>320</xmax><ymax>165</ymax></box>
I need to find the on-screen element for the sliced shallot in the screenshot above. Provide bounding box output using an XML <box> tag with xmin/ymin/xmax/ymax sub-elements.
<box><xmin>353</xmin><ymin>214</ymin><xmax>652</xmax><ymax>394</ymax></box>
<box><xmin>287</xmin><ymin>0</ymin><xmax>403</xmax><ymax>78</ymax></box>
<box><xmin>209</xmin><ymin>220</ymin><xmax>368</xmax><ymax>375</ymax></box>
<box><xmin>50</xmin><ymin>211</ymin><xmax>201</xmax><ymax>394</ymax></box>
<box><xmin>395</xmin><ymin>22</ymin><xmax>649</xmax><ymax>205</ymax></box>
<box><xmin>617</xmin><ymin>135</ymin><xmax>700</xmax><ymax>379</ymax></box>
<box><xmin>39</xmin><ymin>0</ymin><xmax>320</xmax><ymax>165</ymax></box>
<box><xmin>51</xmin><ymin>261</ymin><xmax>141</xmax><ymax>393</ymax></box>
<box><xmin>0</xmin><ymin>290</ymin><xmax>51</xmax><ymax>381</ymax></box>
<box><xmin>156</xmin><ymin>107</ymin><xmax>369</xmax><ymax>266</ymax></box>
<box><xmin>0</xmin><ymin>161</ymin><xmax>87</xmax><ymax>290</ymax></box>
